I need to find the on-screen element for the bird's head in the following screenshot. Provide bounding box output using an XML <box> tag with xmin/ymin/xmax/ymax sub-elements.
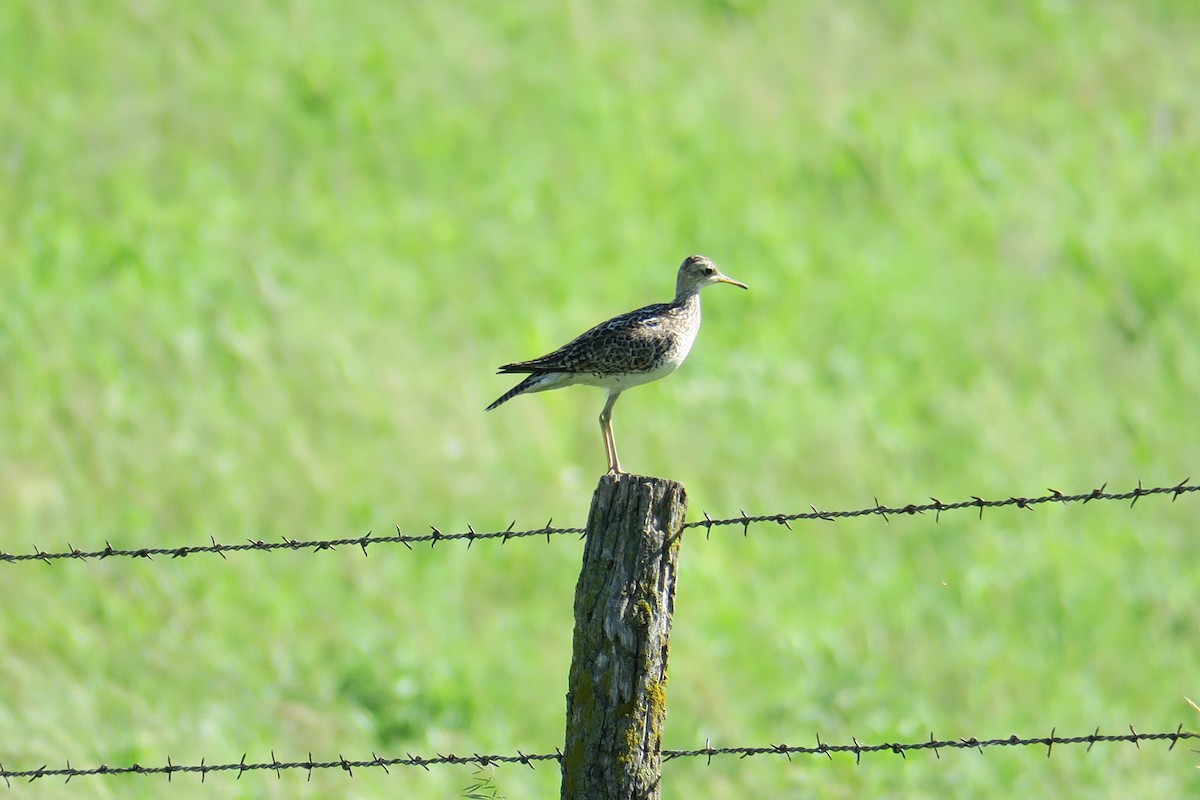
<box><xmin>675</xmin><ymin>255</ymin><xmax>748</xmax><ymax>299</ymax></box>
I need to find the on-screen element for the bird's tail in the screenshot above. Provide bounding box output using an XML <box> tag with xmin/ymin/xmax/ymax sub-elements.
<box><xmin>486</xmin><ymin>374</ymin><xmax>541</xmax><ymax>411</ymax></box>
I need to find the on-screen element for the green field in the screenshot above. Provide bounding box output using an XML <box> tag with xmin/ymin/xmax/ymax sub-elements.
<box><xmin>2</xmin><ymin>1</ymin><xmax>1199</xmax><ymax>797</ymax></box>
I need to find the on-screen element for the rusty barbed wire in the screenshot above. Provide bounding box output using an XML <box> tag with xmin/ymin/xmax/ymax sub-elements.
<box><xmin>1</xmin><ymin>479</ymin><xmax>1194</xmax><ymax>565</ymax></box>
<box><xmin>1</xmin><ymin>727</ymin><xmax>1193</xmax><ymax>785</ymax></box>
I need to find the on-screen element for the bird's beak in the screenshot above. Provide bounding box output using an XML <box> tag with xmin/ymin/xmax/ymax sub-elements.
<box><xmin>717</xmin><ymin>274</ymin><xmax>749</xmax><ymax>290</ymax></box>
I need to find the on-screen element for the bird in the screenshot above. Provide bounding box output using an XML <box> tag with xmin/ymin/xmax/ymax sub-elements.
<box><xmin>487</xmin><ymin>254</ymin><xmax>748</xmax><ymax>474</ymax></box>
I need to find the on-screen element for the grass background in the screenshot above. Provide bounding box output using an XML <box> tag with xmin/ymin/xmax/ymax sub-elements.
<box><xmin>2</xmin><ymin>0</ymin><xmax>1199</xmax><ymax>797</ymax></box>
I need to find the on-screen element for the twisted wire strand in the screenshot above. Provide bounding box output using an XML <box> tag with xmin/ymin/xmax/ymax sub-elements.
<box><xmin>1</xmin><ymin>479</ymin><xmax>1194</xmax><ymax>564</ymax></box>
<box><xmin>2</xmin><ymin>727</ymin><xmax>1193</xmax><ymax>785</ymax></box>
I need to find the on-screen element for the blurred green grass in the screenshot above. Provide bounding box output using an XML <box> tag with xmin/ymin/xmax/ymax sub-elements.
<box><xmin>2</xmin><ymin>1</ymin><xmax>1198</xmax><ymax>797</ymax></box>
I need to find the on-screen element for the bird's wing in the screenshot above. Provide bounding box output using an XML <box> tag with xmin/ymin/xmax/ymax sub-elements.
<box><xmin>499</xmin><ymin>303</ymin><xmax>676</xmax><ymax>374</ymax></box>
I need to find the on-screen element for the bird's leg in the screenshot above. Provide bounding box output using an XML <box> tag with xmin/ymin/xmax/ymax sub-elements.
<box><xmin>599</xmin><ymin>392</ymin><xmax>623</xmax><ymax>474</ymax></box>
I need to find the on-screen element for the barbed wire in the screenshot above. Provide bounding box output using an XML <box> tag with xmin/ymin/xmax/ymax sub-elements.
<box><xmin>661</xmin><ymin>725</ymin><xmax>1197</xmax><ymax>763</ymax></box>
<box><xmin>685</xmin><ymin>477</ymin><xmax>1198</xmax><ymax>535</ymax></box>
<box><xmin>0</xmin><ymin>520</ymin><xmax>587</xmax><ymax>564</ymax></box>
<box><xmin>1</xmin><ymin>479</ymin><xmax>1194</xmax><ymax>565</ymax></box>
<box><xmin>1</xmin><ymin>727</ymin><xmax>1193</xmax><ymax>785</ymax></box>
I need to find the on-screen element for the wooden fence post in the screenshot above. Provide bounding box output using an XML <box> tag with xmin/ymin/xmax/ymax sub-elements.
<box><xmin>560</xmin><ymin>473</ymin><xmax>688</xmax><ymax>800</ymax></box>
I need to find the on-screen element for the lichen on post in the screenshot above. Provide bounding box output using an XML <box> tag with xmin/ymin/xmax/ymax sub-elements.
<box><xmin>560</xmin><ymin>473</ymin><xmax>688</xmax><ymax>800</ymax></box>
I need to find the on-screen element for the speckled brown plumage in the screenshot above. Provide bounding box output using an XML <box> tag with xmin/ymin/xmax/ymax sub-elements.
<box><xmin>487</xmin><ymin>254</ymin><xmax>747</xmax><ymax>474</ymax></box>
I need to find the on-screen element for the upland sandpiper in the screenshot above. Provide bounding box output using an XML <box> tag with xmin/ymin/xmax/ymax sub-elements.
<box><xmin>486</xmin><ymin>254</ymin><xmax>748</xmax><ymax>474</ymax></box>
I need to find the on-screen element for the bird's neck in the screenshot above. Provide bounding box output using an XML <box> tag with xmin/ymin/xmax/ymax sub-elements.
<box><xmin>672</xmin><ymin>288</ymin><xmax>702</xmax><ymax>309</ymax></box>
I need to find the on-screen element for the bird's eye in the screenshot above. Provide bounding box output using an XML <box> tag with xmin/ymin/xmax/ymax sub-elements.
<box><xmin>704</xmin><ymin>266</ymin><xmax>715</xmax><ymax>275</ymax></box>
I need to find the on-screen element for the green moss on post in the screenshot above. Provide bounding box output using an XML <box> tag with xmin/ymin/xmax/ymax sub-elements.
<box><xmin>560</xmin><ymin>474</ymin><xmax>687</xmax><ymax>800</ymax></box>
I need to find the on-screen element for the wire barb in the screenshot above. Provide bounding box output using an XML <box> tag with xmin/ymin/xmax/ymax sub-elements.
<box><xmin>814</xmin><ymin>733</ymin><xmax>830</xmax><ymax>761</ymax></box>
<box><xmin>1169</xmin><ymin>724</ymin><xmax>1184</xmax><ymax>751</ymax></box>
<box><xmin>810</xmin><ymin>505</ymin><xmax>834</xmax><ymax>522</ymax></box>
<box><xmin>1172</xmin><ymin>476</ymin><xmax>1191</xmax><ymax>501</ymax></box>
<box><xmin>930</xmin><ymin>497</ymin><xmax>945</xmax><ymax>522</ymax></box>
<box><xmin>873</xmin><ymin>497</ymin><xmax>889</xmax><ymax>524</ymax></box>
